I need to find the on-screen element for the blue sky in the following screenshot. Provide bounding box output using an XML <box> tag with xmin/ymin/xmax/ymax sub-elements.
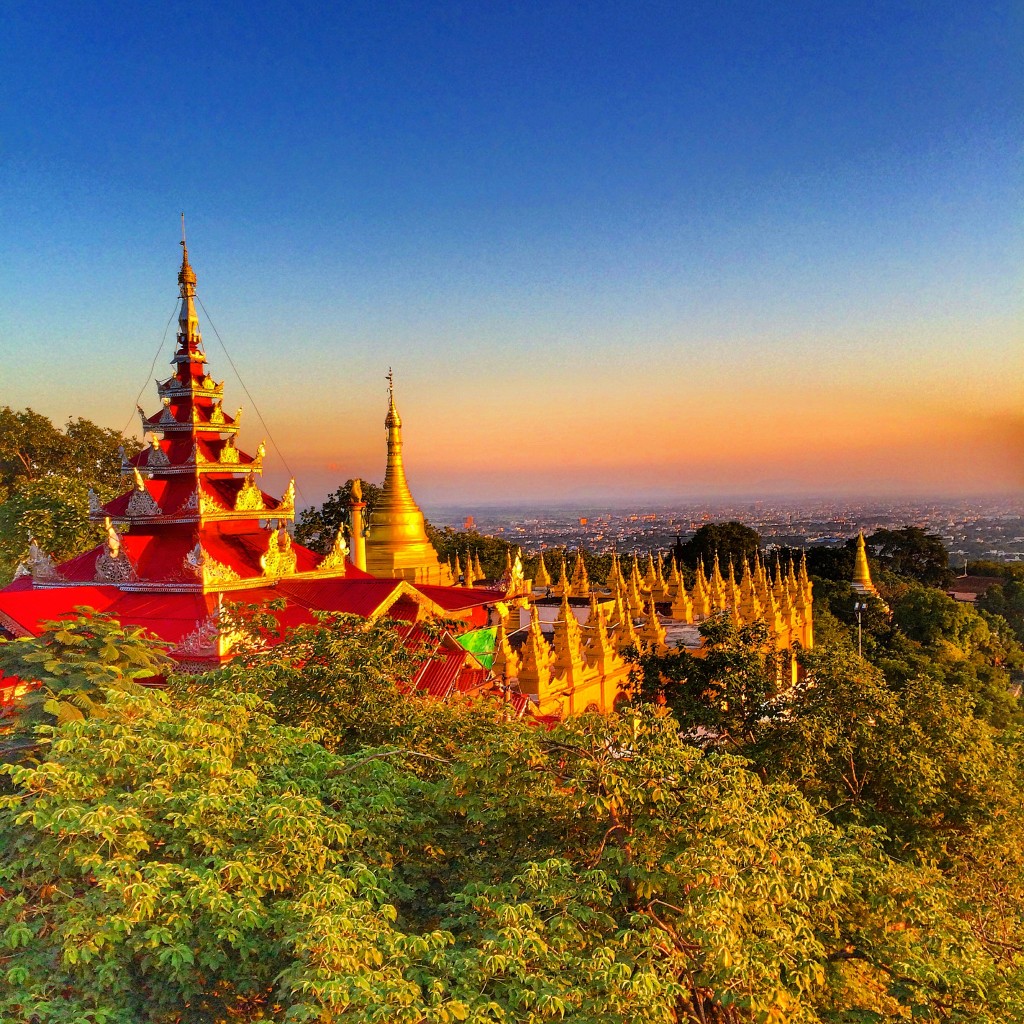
<box><xmin>1</xmin><ymin>2</ymin><xmax>1020</xmax><ymax>504</ymax></box>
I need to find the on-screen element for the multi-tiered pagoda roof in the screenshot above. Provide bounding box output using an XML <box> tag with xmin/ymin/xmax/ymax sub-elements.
<box><xmin>0</xmin><ymin>238</ymin><xmax>504</xmax><ymax>674</ymax></box>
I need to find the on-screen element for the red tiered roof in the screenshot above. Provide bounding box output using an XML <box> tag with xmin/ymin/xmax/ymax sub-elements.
<box><xmin>1</xmin><ymin>237</ymin><xmax>511</xmax><ymax>708</ymax></box>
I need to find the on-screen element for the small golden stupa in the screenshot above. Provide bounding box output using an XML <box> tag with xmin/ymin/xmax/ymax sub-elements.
<box><xmin>851</xmin><ymin>531</ymin><xmax>879</xmax><ymax>598</ymax></box>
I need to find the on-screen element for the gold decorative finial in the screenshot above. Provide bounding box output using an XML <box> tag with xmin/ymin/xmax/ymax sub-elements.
<box><xmin>384</xmin><ymin>369</ymin><xmax>402</xmax><ymax>430</ymax></box>
<box><xmin>178</xmin><ymin>215</ymin><xmax>196</xmax><ymax>294</ymax></box>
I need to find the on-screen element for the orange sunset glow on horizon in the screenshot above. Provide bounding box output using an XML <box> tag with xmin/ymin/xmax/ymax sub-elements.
<box><xmin>8</xmin><ymin>296</ymin><xmax>1020</xmax><ymax>507</ymax></box>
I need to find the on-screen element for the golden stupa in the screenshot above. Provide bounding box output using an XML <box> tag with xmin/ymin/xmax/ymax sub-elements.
<box><xmin>851</xmin><ymin>531</ymin><xmax>879</xmax><ymax>598</ymax></box>
<box><xmin>363</xmin><ymin>374</ymin><xmax>451</xmax><ymax>584</ymax></box>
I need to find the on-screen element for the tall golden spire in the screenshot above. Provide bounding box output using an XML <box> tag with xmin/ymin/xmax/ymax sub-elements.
<box><xmin>364</xmin><ymin>372</ymin><xmax>447</xmax><ymax>583</ymax></box>
<box><xmin>380</xmin><ymin>369</ymin><xmax>416</xmax><ymax>511</ymax></box>
<box><xmin>534</xmin><ymin>550</ymin><xmax>552</xmax><ymax>588</ymax></box>
<box><xmin>518</xmin><ymin>606</ymin><xmax>554</xmax><ymax>695</ymax></box>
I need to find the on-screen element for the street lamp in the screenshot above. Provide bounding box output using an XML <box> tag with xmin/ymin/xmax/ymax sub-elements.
<box><xmin>854</xmin><ymin>601</ymin><xmax>868</xmax><ymax>659</ymax></box>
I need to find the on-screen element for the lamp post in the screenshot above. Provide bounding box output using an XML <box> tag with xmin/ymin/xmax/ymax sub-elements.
<box><xmin>854</xmin><ymin>601</ymin><xmax>867</xmax><ymax>659</ymax></box>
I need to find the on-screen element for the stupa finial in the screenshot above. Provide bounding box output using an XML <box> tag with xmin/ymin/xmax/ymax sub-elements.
<box><xmin>176</xmin><ymin>216</ymin><xmax>200</xmax><ymax>346</ymax></box>
<box><xmin>384</xmin><ymin>367</ymin><xmax>402</xmax><ymax>430</ymax></box>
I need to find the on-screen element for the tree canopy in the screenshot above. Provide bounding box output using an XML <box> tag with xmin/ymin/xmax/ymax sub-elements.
<box><xmin>425</xmin><ymin>525</ymin><xmax>516</xmax><ymax>580</ymax></box>
<box><xmin>2</xmin><ymin>598</ymin><xmax>1023</xmax><ymax>1022</ymax></box>
<box><xmin>866</xmin><ymin>527</ymin><xmax>951</xmax><ymax>587</ymax></box>
<box><xmin>0</xmin><ymin>407</ymin><xmax>140</xmax><ymax>583</ymax></box>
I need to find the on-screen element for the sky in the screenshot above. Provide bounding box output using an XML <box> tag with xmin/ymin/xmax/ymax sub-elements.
<box><xmin>1</xmin><ymin>1</ymin><xmax>1021</xmax><ymax>508</ymax></box>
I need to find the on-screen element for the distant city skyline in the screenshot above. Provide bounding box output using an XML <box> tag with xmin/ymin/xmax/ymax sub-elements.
<box><xmin>2</xmin><ymin>3</ymin><xmax>1020</xmax><ymax>503</ymax></box>
<box><xmin>425</xmin><ymin>495</ymin><xmax>1024</xmax><ymax>564</ymax></box>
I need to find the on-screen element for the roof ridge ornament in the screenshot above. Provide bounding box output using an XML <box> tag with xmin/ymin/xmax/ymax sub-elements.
<box><xmin>95</xmin><ymin>518</ymin><xmax>138</xmax><ymax>583</ymax></box>
<box><xmin>126</xmin><ymin>468</ymin><xmax>163</xmax><ymax>517</ymax></box>
<box><xmin>318</xmin><ymin>527</ymin><xmax>350</xmax><ymax>574</ymax></box>
<box><xmin>261</xmin><ymin>526</ymin><xmax>297</xmax><ymax>577</ymax></box>
<box><xmin>14</xmin><ymin>535</ymin><xmax>61</xmax><ymax>582</ymax></box>
<box><xmin>183</xmin><ymin>542</ymin><xmax>240</xmax><ymax>586</ymax></box>
<box><xmin>234</xmin><ymin>475</ymin><xmax>265</xmax><ymax>512</ymax></box>
<box><xmin>145</xmin><ymin>434</ymin><xmax>170</xmax><ymax>468</ymax></box>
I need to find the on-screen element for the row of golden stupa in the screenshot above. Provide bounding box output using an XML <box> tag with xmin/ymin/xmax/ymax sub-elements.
<box><xmin>345</xmin><ymin>398</ymin><xmax>816</xmax><ymax>715</ymax></box>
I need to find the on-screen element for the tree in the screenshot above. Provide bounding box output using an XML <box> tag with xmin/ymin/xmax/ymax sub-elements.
<box><xmin>867</xmin><ymin>527</ymin><xmax>951</xmax><ymax>587</ymax></box>
<box><xmin>629</xmin><ymin>615</ymin><xmax>785</xmax><ymax>753</ymax></box>
<box><xmin>293</xmin><ymin>479</ymin><xmax>383</xmax><ymax>554</ymax></box>
<box><xmin>0</xmin><ymin>408</ymin><xmax>139</xmax><ymax>583</ymax></box>
<box><xmin>425</xmin><ymin>525</ymin><xmax>515</xmax><ymax>580</ymax></box>
<box><xmin>892</xmin><ymin>585</ymin><xmax>964</xmax><ymax>644</ymax></box>
<box><xmin>179</xmin><ymin>610</ymin><xmax>435</xmax><ymax>755</ymax></box>
<box><xmin>776</xmin><ymin>543</ymin><xmax>856</xmax><ymax>584</ymax></box>
<box><xmin>0</xmin><ymin>610</ymin><xmax>173</xmax><ymax>767</ymax></box>
<box><xmin>5</xmin><ymin>683</ymin><xmax>1020</xmax><ymax>1022</ymax></box>
<box><xmin>977</xmin><ymin>575</ymin><xmax>1024</xmax><ymax>647</ymax></box>
<box><xmin>0</xmin><ymin>687</ymin><xmax>451</xmax><ymax>1024</ymax></box>
<box><xmin>763</xmin><ymin>641</ymin><xmax>1019</xmax><ymax>853</ymax></box>
<box><xmin>0</xmin><ymin>407</ymin><xmax>133</xmax><ymax>493</ymax></box>
<box><xmin>0</xmin><ymin>475</ymin><xmax>102</xmax><ymax>582</ymax></box>
<box><xmin>675</xmin><ymin>522</ymin><xmax>761</xmax><ymax>570</ymax></box>
<box><xmin>3</xmin><ymin>613</ymin><xmax>1023</xmax><ymax>1022</ymax></box>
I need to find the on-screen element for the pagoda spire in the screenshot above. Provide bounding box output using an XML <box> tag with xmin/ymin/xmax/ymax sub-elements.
<box><xmin>177</xmin><ymin>215</ymin><xmax>201</xmax><ymax>349</ymax></box>
<box><xmin>381</xmin><ymin>370</ymin><xmax>417</xmax><ymax>511</ymax></box>
<box><xmin>364</xmin><ymin>371</ymin><xmax>447</xmax><ymax>583</ymax></box>
<box><xmin>534</xmin><ymin>550</ymin><xmax>552</xmax><ymax>589</ymax></box>
<box><xmin>80</xmin><ymin>231</ymin><xmax>352</xmax><ymax>603</ymax></box>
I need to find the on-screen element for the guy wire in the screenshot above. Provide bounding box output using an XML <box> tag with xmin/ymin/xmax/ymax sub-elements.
<box><xmin>121</xmin><ymin>301</ymin><xmax>179</xmax><ymax>438</ymax></box>
<box><xmin>195</xmin><ymin>295</ymin><xmax>308</xmax><ymax>510</ymax></box>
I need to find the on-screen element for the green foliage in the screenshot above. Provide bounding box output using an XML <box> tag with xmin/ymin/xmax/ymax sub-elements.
<box><xmin>874</xmin><ymin>584</ymin><xmax>1024</xmax><ymax>728</ymax></box>
<box><xmin>293</xmin><ymin>479</ymin><xmax>384</xmax><ymax>554</ymax></box>
<box><xmin>867</xmin><ymin>527</ymin><xmax>951</xmax><ymax>587</ymax></box>
<box><xmin>0</xmin><ymin>611</ymin><xmax>173</xmax><ymax>764</ymax></box>
<box><xmin>893</xmin><ymin>585</ymin><xmax>968</xmax><ymax>645</ymax></box>
<box><xmin>977</xmin><ymin>573</ymin><xmax>1024</xmax><ymax>648</ymax></box>
<box><xmin>0</xmin><ymin>688</ymin><xmax>447</xmax><ymax>1023</ymax></box>
<box><xmin>2</xmin><ymin>534</ymin><xmax>1024</xmax><ymax>1021</ymax></box>
<box><xmin>630</xmin><ymin>615</ymin><xmax>785</xmax><ymax>753</ymax></box>
<box><xmin>676</xmin><ymin>522</ymin><xmax>761</xmax><ymax>570</ymax></box>
<box><xmin>0</xmin><ymin>407</ymin><xmax>139</xmax><ymax>583</ymax></box>
<box><xmin>5</xmin><ymin>678</ymin><xmax>1019</xmax><ymax>1023</ymax></box>
<box><xmin>777</xmin><ymin>543</ymin><xmax>856</xmax><ymax>584</ymax></box>
<box><xmin>425</xmin><ymin>526</ymin><xmax>516</xmax><ymax>580</ymax></box>
<box><xmin>180</xmin><ymin>611</ymin><xmax>434</xmax><ymax>754</ymax></box>
<box><xmin>0</xmin><ymin>407</ymin><xmax>133</xmax><ymax>492</ymax></box>
<box><xmin>968</xmin><ymin>561</ymin><xmax>1024</xmax><ymax>582</ymax></box>
<box><xmin>0</xmin><ymin>475</ymin><xmax>103</xmax><ymax>581</ymax></box>
<box><xmin>765</xmin><ymin>642</ymin><xmax>1019</xmax><ymax>851</ymax></box>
